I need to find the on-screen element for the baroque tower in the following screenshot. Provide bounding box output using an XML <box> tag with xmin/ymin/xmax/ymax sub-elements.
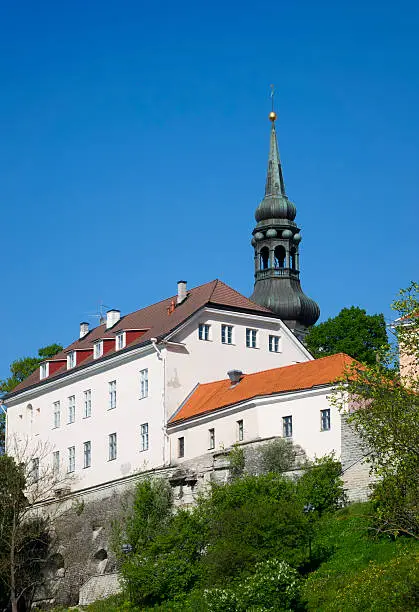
<box><xmin>250</xmin><ymin>110</ymin><xmax>320</xmax><ymax>338</ymax></box>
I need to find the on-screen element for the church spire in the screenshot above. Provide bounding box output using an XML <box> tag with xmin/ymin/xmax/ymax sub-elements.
<box><xmin>250</xmin><ymin>102</ymin><xmax>320</xmax><ymax>338</ymax></box>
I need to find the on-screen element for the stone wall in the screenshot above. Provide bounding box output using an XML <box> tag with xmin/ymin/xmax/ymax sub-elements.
<box><xmin>341</xmin><ymin>415</ymin><xmax>374</xmax><ymax>502</ymax></box>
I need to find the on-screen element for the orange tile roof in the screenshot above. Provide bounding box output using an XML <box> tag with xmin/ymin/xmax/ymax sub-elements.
<box><xmin>169</xmin><ymin>353</ymin><xmax>357</xmax><ymax>425</ymax></box>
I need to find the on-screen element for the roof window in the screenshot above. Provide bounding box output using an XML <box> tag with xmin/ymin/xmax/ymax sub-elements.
<box><xmin>93</xmin><ymin>341</ymin><xmax>103</xmax><ymax>359</ymax></box>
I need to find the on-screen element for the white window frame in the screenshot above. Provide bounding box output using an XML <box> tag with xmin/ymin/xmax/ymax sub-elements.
<box><xmin>83</xmin><ymin>389</ymin><xmax>92</xmax><ymax>418</ymax></box>
<box><xmin>68</xmin><ymin>446</ymin><xmax>75</xmax><ymax>473</ymax></box>
<box><xmin>40</xmin><ymin>362</ymin><xmax>49</xmax><ymax>380</ymax></box>
<box><xmin>67</xmin><ymin>351</ymin><xmax>76</xmax><ymax>369</ymax></box>
<box><xmin>140</xmin><ymin>423</ymin><xmax>149</xmax><ymax>452</ymax></box>
<box><xmin>109</xmin><ymin>381</ymin><xmax>117</xmax><ymax>410</ymax></box>
<box><xmin>31</xmin><ymin>458</ymin><xmax>39</xmax><ymax>482</ymax></box>
<box><xmin>53</xmin><ymin>401</ymin><xmax>61</xmax><ymax>429</ymax></box>
<box><xmin>198</xmin><ymin>323</ymin><xmax>211</xmax><ymax>341</ymax></box>
<box><xmin>208</xmin><ymin>428</ymin><xmax>215</xmax><ymax>450</ymax></box>
<box><xmin>115</xmin><ymin>332</ymin><xmax>126</xmax><ymax>351</ymax></box>
<box><xmin>52</xmin><ymin>450</ymin><xmax>60</xmax><ymax>475</ymax></box>
<box><xmin>320</xmin><ymin>408</ymin><xmax>331</xmax><ymax>431</ymax></box>
<box><xmin>246</xmin><ymin>328</ymin><xmax>258</xmax><ymax>349</ymax></box>
<box><xmin>283</xmin><ymin>415</ymin><xmax>293</xmax><ymax>438</ymax></box>
<box><xmin>108</xmin><ymin>433</ymin><xmax>117</xmax><ymax>461</ymax></box>
<box><xmin>221</xmin><ymin>324</ymin><xmax>233</xmax><ymax>345</ymax></box>
<box><xmin>269</xmin><ymin>334</ymin><xmax>281</xmax><ymax>353</ymax></box>
<box><xmin>237</xmin><ymin>419</ymin><xmax>244</xmax><ymax>442</ymax></box>
<box><xmin>83</xmin><ymin>441</ymin><xmax>91</xmax><ymax>468</ymax></box>
<box><xmin>140</xmin><ymin>369</ymin><xmax>149</xmax><ymax>399</ymax></box>
<box><xmin>93</xmin><ymin>341</ymin><xmax>103</xmax><ymax>359</ymax></box>
<box><xmin>68</xmin><ymin>395</ymin><xmax>76</xmax><ymax>424</ymax></box>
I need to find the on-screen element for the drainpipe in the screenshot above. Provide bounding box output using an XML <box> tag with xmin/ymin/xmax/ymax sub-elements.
<box><xmin>150</xmin><ymin>339</ymin><xmax>169</xmax><ymax>466</ymax></box>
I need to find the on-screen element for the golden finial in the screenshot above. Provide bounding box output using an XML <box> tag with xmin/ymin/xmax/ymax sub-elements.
<box><xmin>269</xmin><ymin>84</ymin><xmax>277</xmax><ymax>121</ymax></box>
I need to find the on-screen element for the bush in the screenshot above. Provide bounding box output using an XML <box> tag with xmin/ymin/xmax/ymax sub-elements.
<box><xmin>297</xmin><ymin>455</ymin><xmax>347</xmax><ymax>517</ymax></box>
<box><xmin>259</xmin><ymin>438</ymin><xmax>297</xmax><ymax>474</ymax></box>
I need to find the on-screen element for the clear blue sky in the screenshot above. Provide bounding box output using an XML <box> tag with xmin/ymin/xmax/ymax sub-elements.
<box><xmin>1</xmin><ymin>1</ymin><xmax>418</xmax><ymax>375</ymax></box>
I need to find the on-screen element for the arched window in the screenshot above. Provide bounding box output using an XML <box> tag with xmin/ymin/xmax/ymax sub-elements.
<box><xmin>290</xmin><ymin>247</ymin><xmax>296</xmax><ymax>270</ymax></box>
<box><xmin>274</xmin><ymin>245</ymin><xmax>286</xmax><ymax>268</ymax></box>
<box><xmin>260</xmin><ymin>247</ymin><xmax>270</xmax><ymax>270</ymax></box>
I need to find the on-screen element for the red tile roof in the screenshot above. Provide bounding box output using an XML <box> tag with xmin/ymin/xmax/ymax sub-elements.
<box><xmin>6</xmin><ymin>280</ymin><xmax>273</xmax><ymax>397</ymax></box>
<box><xmin>168</xmin><ymin>353</ymin><xmax>357</xmax><ymax>425</ymax></box>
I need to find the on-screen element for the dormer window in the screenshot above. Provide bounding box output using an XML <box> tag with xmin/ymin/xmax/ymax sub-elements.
<box><xmin>40</xmin><ymin>362</ymin><xmax>49</xmax><ymax>380</ymax></box>
<box><xmin>116</xmin><ymin>332</ymin><xmax>126</xmax><ymax>351</ymax></box>
<box><xmin>93</xmin><ymin>341</ymin><xmax>103</xmax><ymax>359</ymax></box>
<box><xmin>67</xmin><ymin>352</ymin><xmax>76</xmax><ymax>369</ymax></box>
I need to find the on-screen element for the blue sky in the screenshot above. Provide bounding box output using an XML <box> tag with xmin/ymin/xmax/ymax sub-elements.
<box><xmin>0</xmin><ymin>1</ymin><xmax>418</xmax><ymax>375</ymax></box>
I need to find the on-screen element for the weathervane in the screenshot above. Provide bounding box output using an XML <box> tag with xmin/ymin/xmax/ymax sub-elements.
<box><xmin>269</xmin><ymin>84</ymin><xmax>277</xmax><ymax>122</ymax></box>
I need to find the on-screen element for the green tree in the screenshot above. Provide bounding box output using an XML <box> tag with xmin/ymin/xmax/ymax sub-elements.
<box><xmin>333</xmin><ymin>283</ymin><xmax>419</xmax><ymax>537</ymax></box>
<box><xmin>0</xmin><ymin>344</ymin><xmax>63</xmax><ymax>393</ymax></box>
<box><xmin>305</xmin><ymin>306</ymin><xmax>388</xmax><ymax>365</ymax></box>
<box><xmin>259</xmin><ymin>438</ymin><xmax>297</xmax><ymax>474</ymax></box>
<box><xmin>297</xmin><ymin>455</ymin><xmax>347</xmax><ymax>517</ymax></box>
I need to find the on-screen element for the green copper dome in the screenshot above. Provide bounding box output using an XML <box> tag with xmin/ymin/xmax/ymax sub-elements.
<box><xmin>255</xmin><ymin>194</ymin><xmax>296</xmax><ymax>222</ymax></box>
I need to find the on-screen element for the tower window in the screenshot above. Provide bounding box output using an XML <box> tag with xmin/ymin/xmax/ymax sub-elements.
<box><xmin>198</xmin><ymin>323</ymin><xmax>210</xmax><ymax>341</ymax></box>
<box><xmin>260</xmin><ymin>246</ymin><xmax>270</xmax><ymax>270</ymax></box>
<box><xmin>269</xmin><ymin>335</ymin><xmax>281</xmax><ymax>353</ymax></box>
<box><xmin>221</xmin><ymin>324</ymin><xmax>233</xmax><ymax>344</ymax></box>
<box><xmin>246</xmin><ymin>328</ymin><xmax>258</xmax><ymax>349</ymax></box>
<box><xmin>274</xmin><ymin>245</ymin><xmax>286</xmax><ymax>269</ymax></box>
<box><xmin>283</xmin><ymin>416</ymin><xmax>293</xmax><ymax>438</ymax></box>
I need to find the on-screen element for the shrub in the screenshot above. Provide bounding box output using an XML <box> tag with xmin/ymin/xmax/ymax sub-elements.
<box><xmin>259</xmin><ymin>438</ymin><xmax>297</xmax><ymax>474</ymax></box>
<box><xmin>228</xmin><ymin>444</ymin><xmax>245</xmax><ymax>481</ymax></box>
<box><xmin>297</xmin><ymin>455</ymin><xmax>347</xmax><ymax>516</ymax></box>
<box><xmin>238</xmin><ymin>558</ymin><xmax>301</xmax><ymax>611</ymax></box>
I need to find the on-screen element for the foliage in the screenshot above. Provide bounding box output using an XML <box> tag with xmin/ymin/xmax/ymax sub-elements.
<box><xmin>303</xmin><ymin>503</ymin><xmax>419</xmax><ymax>611</ymax></box>
<box><xmin>333</xmin><ymin>283</ymin><xmax>419</xmax><ymax>536</ymax></box>
<box><xmin>297</xmin><ymin>455</ymin><xmax>347</xmax><ymax>517</ymax></box>
<box><xmin>305</xmin><ymin>305</ymin><xmax>388</xmax><ymax>364</ymax></box>
<box><xmin>0</xmin><ymin>343</ymin><xmax>63</xmax><ymax>393</ymax></box>
<box><xmin>228</xmin><ymin>444</ymin><xmax>245</xmax><ymax>480</ymax></box>
<box><xmin>259</xmin><ymin>438</ymin><xmax>297</xmax><ymax>474</ymax></box>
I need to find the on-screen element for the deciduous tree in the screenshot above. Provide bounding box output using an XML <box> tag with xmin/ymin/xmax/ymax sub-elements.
<box><xmin>0</xmin><ymin>344</ymin><xmax>63</xmax><ymax>393</ymax></box>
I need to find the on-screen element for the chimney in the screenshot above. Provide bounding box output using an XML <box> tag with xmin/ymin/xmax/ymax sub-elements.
<box><xmin>79</xmin><ymin>322</ymin><xmax>89</xmax><ymax>339</ymax></box>
<box><xmin>177</xmin><ymin>280</ymin><xmax>187</xmax><ymax>305</ymax></box>
<box><xmin>227</xmin><ymin>370</ymin><xmax>243</xmax><ymax>386</ymax></box>
<box><xmin>106</xmin><ymin>309</ymin><xmax>121</xmax><ymax>329</ymax></box>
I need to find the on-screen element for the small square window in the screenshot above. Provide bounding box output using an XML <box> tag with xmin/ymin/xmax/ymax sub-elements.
<box><xmin>237</xmin><ymin>419</ymin><xmax>244</xmax><ymax>442</ymax></box>
<box><xmin>93</xmin><ymin>341</ymin><xmax>103</xmax><ymax>359</ymax></box>
<box><xmin>109</xmin><ymin>381</ymin><xmax>117</xmax><ymax>410</ymax></box>
<box><xmin>140</xmin><ymin>369</ymin><xmax>149</xmax><ymax>399</ymax></box>
<box><xmin>40</xmin><ymin>362</ymin><xmax>49</xmax><ymax>380</ymax></box>
<box><xmin>321</xmin><ymin>409</ymin><xmax>331</xmax><ymax>431</ymax></box>
<box><xmin>67</xmin><ymin>352</ymin><xmax>76</xmax><ymax>369</ymax></box>
<box><xmin>68</xmin><ymin>446</ymin><xmax>75</xmax><ymax>473</ymax></box>
<box><xmin>198</xmin><ymin>323</ymin><xmax>210</xmax><ymax>341</ymax></box>
<box><xmin>208</xmin><ymin>428</ymin><xmax>215</xmax><ymax>450</ymax></box>
<box><xmin>246</xmin><ymin>328</ymin><xmax>258</xmax><ymax>348</ymax></box>
<box><xmin>178</xmin><ymin>437</ymin><xmax>185</xmax><ymax>458</ymax></box>
<box><xmin>116</xmin><ymin>332</ymin><xmax>125</xmax><ymax>350</ymax></box>
<box><xmin>221</xmin><ymin>324</ymin><xmax>233</xmax><ymax>344</ymax></box>
<box><xmin>108</xmin><ymin>433</ymin><xmax>117</xmax><ymax>461</ymax></box>
<box><xmin>83</xmin><ymin>441</ymin><xmax>91</xmax><ymax>468</ymax></box>
<box><xmin>269</xmin><ymin>335</ymin><xmax>281</xmax><ymax>352</ymax></box>
<box><xmin>68</xmin><ymin>396</ymin><xmax>76</xmax><ymax>423</ymax></box>
<box><xmin>283</xmin><ymin>415</ymin><xmax>293</xmax><ymax>438</ymax></box>
<box><xmin>140</xmin><ymin>423</ymin><xmax>149</xmax><ymax>451</ymax></box>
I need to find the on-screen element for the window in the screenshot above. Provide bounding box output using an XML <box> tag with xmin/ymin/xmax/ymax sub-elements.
<box><xmin>283</xmin><ymin>416</ymin><xmax>293</xmax><ymax>438</ymax></box>
<box><xmin>321</xmin><ymin>408</ymin><xmax>331</xmax><ymax>431</ymax></box>
<box><xmin>140</xmin><ymin>423</ymin><xmax>149</xmax><ymax>451</ymax></box>
<box><xmin>31</xmin><ymin>458</ymin><xmax>39</xmax><ymax>482</ymax></box>
<box><xmin>269</xmin><ymin>335</ymin><xmax>281</xmax><ymax>353</ymax></box>
<box><xmin>93</xmin><ymin>341</ymin><xmax>103</xmax><ymax>359</ymax></box>
<box><xmin>178</xmin><ymin>437</ymin><xmax>185</xmax><ymax>458</ymax></box>
<box><xmin>40</xmin><ymin>362</ymin><xmax>49</xmax><ymax>380</ymax></box>
<box><xmin>208</xmin><ymin>428</ymin><xmax>215</xmax><ymax>450</ymax></box>
<box><xmin>116</xmin><ymin>332</ymin><xmax>126</xmax><ymax>350</ymax></box>
<box><xmin>246</xmin><ymin>328</ymin><xmax>258</xmax><ymax>348</ymax></box>
<box><xmin>198</xmin><ymin>323</ymin><xmax>210</xmax><ymax>341</ymax></box>
<box><xmin>221</xmin><ymin>324</ymin><xmax>233</xmax><ymax>345</ymax></box>
<box><xmin>52</xmin><ymin>451</ymin><xmax>60</xmax><ymax>475</ymax></box>
<box><xmin>109</xmin><ymin>381</ymin><xmax>116</xmax><ymax>410</ymax></box>
<box><xmin>67</xmin><ymin>351</ymin><xmax>76</xmax><ymax>369</ymax></box>
<box><xmin>140</xmin><ymin>369</ymin><xmax>148</xmax><ymax>399</ymax></box>
<box><xmin>108</xmin><ymin>433</ymin><xmax>117</xmax><ymax>461</ymax></box>
<box><xmin>83</xmin><ymin>390</ymin><xmax>92</xmax><ymax>418</ymax></box>
<box><xmin>53</xmin><ymin>401</ymin><xmax>61</xmax><ymax>429</ymax></box>
<box><xmin>68</xmin><ymin>396</ymin><xmax>75</xmax><ymax>423</ymax></box>
<box><xmin>68</xmin><ymin>446</ymin><xmax>75</xmax><ymax>473</ymax></box>
<box><xmin>237</xmin><ymin>419</ymin><xmax>244</xmax><ymax>442</ymax></box>
<box><xmin>83</xmin><ymin>441</ymin><xmax>91</xmax><ymax>468</ymax></box>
